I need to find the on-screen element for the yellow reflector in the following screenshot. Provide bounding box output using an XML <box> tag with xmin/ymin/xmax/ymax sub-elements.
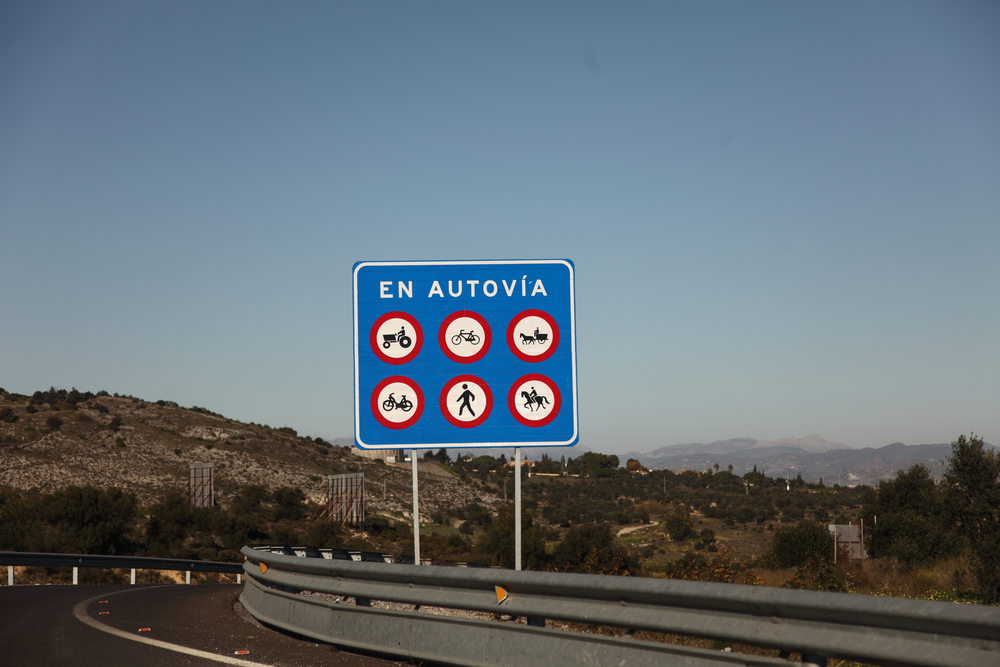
<box><xmin>495</xmin><ymin>585</ymin><xmax>508</xmax><ymax>605</ymax></box>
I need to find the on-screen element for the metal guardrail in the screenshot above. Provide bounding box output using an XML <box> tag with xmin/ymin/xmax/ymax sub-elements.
<box><xmin>0</xmin><ymin>551</ymin><xmax>243</xmax><ymax>585</ymax></box>
<box><xmin>240</xmin><ymin>545</ymin><xmax>1000</xmax><ymax>667</ymax></box>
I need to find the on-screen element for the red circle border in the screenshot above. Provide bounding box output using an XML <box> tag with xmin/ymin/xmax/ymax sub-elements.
<box><xmin>371</xmin><ymin>375</ymin><xmax>425</xmax><ymax>429</ymax></box>
<box><xmin>506</xmin><ymin>309</ymin><xmax>559</xmax><ymax>363</ymax></box>
<box><xmin>440</xmin><ymin>374</ymin><xmax>493</xmax><ymax>428</ymax></box>
<box><xmin>438</xmin><ymin>311</ymin><xmax>492</xmax><ymax>364</ymax></box>
<box><xmin>370</xmin><ymin>311</ymin><xmax>424</xmax><ymax>365</ymax></box>
<box><xmin>507</xmin><ymin>373</ymin><xmax>561</xmax><ymax>427</ymax></box>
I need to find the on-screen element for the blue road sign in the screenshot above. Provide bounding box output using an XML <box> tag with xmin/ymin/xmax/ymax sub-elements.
<box><xmin>353</xmin><ymin>259</ymin><xmax>578</xmax><ymax>449</ymax></box>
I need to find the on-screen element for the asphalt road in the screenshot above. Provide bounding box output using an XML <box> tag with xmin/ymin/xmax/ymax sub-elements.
<box><xmin>0</xmin><ymin>584</ymin><xmax>411</xmax><ymax>667</ymax></box>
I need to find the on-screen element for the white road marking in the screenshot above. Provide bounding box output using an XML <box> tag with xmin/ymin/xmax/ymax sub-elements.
<box><xmin>72</xmin><ymin>587</ymin><xmax>274</xmax><ymax>666</ymax></box>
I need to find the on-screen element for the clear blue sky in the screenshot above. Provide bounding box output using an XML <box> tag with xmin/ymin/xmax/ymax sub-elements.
<box><xmin>2</xmin><ymin>1</ymin><xmax>997</xmax><ymax>453</ymax></box>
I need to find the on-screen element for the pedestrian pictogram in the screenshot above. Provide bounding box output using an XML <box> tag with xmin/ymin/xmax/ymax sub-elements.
<box><xmin>440</xmin><ymin>375</ymin><xmax>493</xmax><ymax>428</ymax></box>
<box><xmin>439</xmin><ymin>310</ymin><xmax>492</xmax><ymax>363</ymax></box>
<box><xmin>370</xmin><ymin>311</ymin><xmax>423</xmax><ymax>365</ymax></box>
<box><xmin>372</xmin><ymin>376</ymin><xmax>424</xmax><ymax>429</ymax></box>
<box><xmin>507</xmin><ymin>309</ymin><xmax>559</xmax><ymax>363</ymax></box>
<box><xmin>508</xmin><ymin>373</ymin><xmax>561</xmax><ymax>427</ymax></box>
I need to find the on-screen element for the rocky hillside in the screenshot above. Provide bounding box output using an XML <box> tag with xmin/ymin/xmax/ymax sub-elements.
<box><xmin>0</xmin><ymin>388</ymin><xmax>499</xmax><ymax>516</ymax></box>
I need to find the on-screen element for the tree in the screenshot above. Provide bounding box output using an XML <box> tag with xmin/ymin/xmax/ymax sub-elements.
<box><xmin>550</xmin><ymin>523</ymin><xmax>635</xmax><ymax>575</ymax></box>
<box><xmin>944</xmin><ymin>434</ymin><xmax>1000</xmax><ymax>603</ymax></box>
<box><xmin>535</xmin><ymin>453</ymin><xmax>561</xmax><ymax>474</ymax></box>
<box><xmin>626</xmin><ymin>458</ymin><xmax>649</xmax><ymax>474</ymax></box>
<box><xmin>664</xmin><ymin>512</ymin><xmax>695</xmax><ymax>541</ymax></box>
<box><xmin>39</xmin><ymin>486</ymin><xmax>138</xmax><ymax>554</ymax></box>
<box><xmin>865</xmin><ymin>464</ymin><xmax>952</xmax><ymax>567</ymax></box>
<box><xmin>474</xmin><ymin>505</ymin><xmax>547</xmax><ymax>569</ymax></box>
<box><xmin>566</xmin><ymin>452</ymin><xmax>620</xmax><ymax>478</ymax></box>
<box><xmin>768</xmin><ymin>521</ymin><xmax>833</xmax><ymax>568</ymax></box>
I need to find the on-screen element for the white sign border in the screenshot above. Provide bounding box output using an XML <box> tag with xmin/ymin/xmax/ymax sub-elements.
<box><xmin>353</xmin><ymin>259</ymin><xmax>578</xmax><ymax>449</ymax></box>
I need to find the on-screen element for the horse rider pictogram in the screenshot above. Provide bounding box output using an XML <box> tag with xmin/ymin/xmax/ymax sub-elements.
<box><xmin>520</xmin><ymin>386</ymin><xmax>549</xmax><ymax>412</ymax></box>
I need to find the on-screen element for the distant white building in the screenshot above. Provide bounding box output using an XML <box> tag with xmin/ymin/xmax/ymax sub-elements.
<box><xmin>356</xmin><ymin>448</ymin><xmax>405</xmax><ymax>464</ymax></box>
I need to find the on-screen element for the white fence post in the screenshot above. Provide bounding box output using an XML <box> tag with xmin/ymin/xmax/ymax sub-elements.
<box><xmin>185</xmin><ymin>570</ymin><xmax>191</xmax><ymax>585</ymax></box>
<box><xmin>7</xmin><ymin>565</ymin><xmax>13</xmax><ymax>586</ymax></box>
<box><xmin>72</xmin><ymin>566</ymin><xmax>78</xmax><ymax>585</ymax></box>
<box><xmin>130</xmin><ymin>568</ymin><xmax>136</xmax><ymax>585</ymax></box>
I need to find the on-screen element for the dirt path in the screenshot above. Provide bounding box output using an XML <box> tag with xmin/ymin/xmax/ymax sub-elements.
<box><xmin>616</xmin><ymin>522</ymin><xmax>658</xmax><ymax>537</ymax></box>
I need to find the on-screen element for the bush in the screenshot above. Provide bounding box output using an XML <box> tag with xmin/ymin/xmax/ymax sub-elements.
<box><xmin>664</xmin><ymin>512</ymin><xmax>695</xmax><ymax>541</ymax></box>
<box><xmin>46</xmin><ymin>416</ymin><xmax>62</xmax><ymax>431</ymax></box>
<box><xmin>271</xmin><ymin>486</ymin><xmax>307</xmax><ymax>521</ymax></box>
<box><xmin>768</xmin><ymin>521</ymin><xmax>833</xmax><ymax>568</ymax></box>
<box><xmin>550</xmin><ymin>523</ymin><xmax>635</xmax><ymax>575</ymax></box>
<box><xmin>475</xmin><ymin>505</ymin><xmax>547</xmax><ymax>569</ymax></box>
<box><xmin>662</xmin><ymin>548</ymin><xmax>756</xmax><ymax>584</ymax></box>
<box><xmin>785</xmin><ymin>557</ymin><xmax>848</xmax><ymax>592</ymax></box>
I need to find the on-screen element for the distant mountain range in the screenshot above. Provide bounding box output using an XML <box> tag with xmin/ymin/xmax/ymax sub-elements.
<box><xmin>623</xmin><ymin>435</ymin><xmax>991</xmax><ymax>487</ymax></box>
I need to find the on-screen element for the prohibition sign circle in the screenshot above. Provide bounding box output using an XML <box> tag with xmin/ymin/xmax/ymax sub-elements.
<box><xmin>507</xmin><ymin>373</ymin><xmax>561</xmax><ymax>427</ymax></box>
<box><xmin>370</xmin><ymin>311</ymin><xmax>423</xmax><ymax>365</ymax></box>
<box><xmin>439</xmin><ymin>311</ymin><xmax>492</xmax><ymax>363</ymax></box>
<box><xmin>439</xmin><ymin>374</ymin><xmax>493</xmax><ymax>428</ymax></box>
<box><xmin>506</xmin><ymin>309</ymin><xmax>559</xmax><ymax>363</ymax></box>
<box><xmin>371</xmin><ymin>375</ymin><xmax>424</xmax><ymax>429</ymax></box>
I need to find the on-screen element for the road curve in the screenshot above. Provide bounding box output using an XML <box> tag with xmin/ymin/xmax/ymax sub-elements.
<box><xmin>0</xmin><ymin>584</ymin><xmax>409</xmax><ymax>667</ymax></box>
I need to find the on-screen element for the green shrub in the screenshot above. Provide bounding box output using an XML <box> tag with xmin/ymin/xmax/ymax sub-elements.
<box><xmin>768</xmin><ymin>520</ymin><xmax>833</xmax><ymax>568</ymax></box>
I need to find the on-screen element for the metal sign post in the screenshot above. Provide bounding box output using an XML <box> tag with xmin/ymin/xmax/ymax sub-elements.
<box><xmin>514</xmin><ymin>447</ymin><xmax>522</xmax><ymax>570</ymax></box>
<box><xmin>412</xmin><ymin>449</ymin><xmax>420</xmax><ymax>565</ymax></box>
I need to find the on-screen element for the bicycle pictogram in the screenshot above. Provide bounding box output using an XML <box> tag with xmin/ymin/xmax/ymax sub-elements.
<box><xmin>381</xmin><ymin>393</ymin><xmax>413</xmax><ymax>412</ymax></box>
<box><xmin>450</xmin><ymin>329</ymin><xmax>481</xmax><ymax>346</ymax></box>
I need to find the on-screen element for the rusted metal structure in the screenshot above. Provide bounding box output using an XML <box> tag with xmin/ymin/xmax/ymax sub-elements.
<box><xmin>325</xmin><ymin>473</ymin><xmax>364</xmax><ymax>525</ymax></box>
<box><xmin>188</xmin><ymin>462</ymin><xmax>215</xmax><ymax>507</ymax></box>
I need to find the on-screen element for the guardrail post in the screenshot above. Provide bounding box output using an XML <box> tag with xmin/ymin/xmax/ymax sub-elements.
<box><xmin>131</xmin><ymin>568</ymin><xmax>136</xmax><ymax>585</ymax></box>
<box><xmin>73</xmin><ymin>566</ymin><xmax>78</xmax><ymax>585</ymax></box>
<box><xmin>527</xmin><ymin>616</ymin><xmax>545</xmax><ymax>628</ymax></box>
<box><xmin>7</xmin><ymin>565</ymin><xmax>13</xmax><ymax>586</ymax></box>
<box><xmin>186</xmin><ymin>570</ymin><xmax>191</xmax><ymax>585</ymax></box>
<box><xmin>802</xmin><ymin>654</ymin><xmax>827</xmax><ymax>667</ymax></box>
<box><xmin>237</xmin><ymin>573</ymin><xmax>242</xmax><ymax>584</ymax></box>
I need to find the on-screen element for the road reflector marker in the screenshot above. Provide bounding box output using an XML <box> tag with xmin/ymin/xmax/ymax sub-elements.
<box><xmin>138</xmin><ymin>628</ymin><xmax>151</xmax><ymax>632</ymax></box>
<box><xmin>234</xmin><ymin>650</ymin><xmax>250</xmax><ymax>655</ymax></box>
<box><xmin>99</xmin><ymin>611</ymin><xmax>109</xmax><ymax>615</ymax></box>
<box><xmin>259</xmin><ymin>563</ymin><xmax>267</xmax><ymax>574</ymax></box>
<box><xmin>495</xmin><ymin>586</ymin><xmax>508</xmax><ymax>605</ymax></box>
<box><xmin>99</xmin><ymin>600</ymin><xmax>109</xmax><ymax>604</ymax></box>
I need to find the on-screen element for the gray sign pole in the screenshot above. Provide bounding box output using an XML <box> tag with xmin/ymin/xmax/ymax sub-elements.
<box><xmin>514</xmin><ymin>447</ymin><xmax>522</xmax><ymax>570</ymax></box>
<box><xmin>412</xmin><ymin>449</ymin><xmax>421</xmax><ymax>564</ymax></box>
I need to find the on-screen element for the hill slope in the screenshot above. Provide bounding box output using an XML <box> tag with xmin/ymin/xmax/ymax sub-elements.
<box><xmin>0</xmin><ymin>388</ymin><xmax>497</xmax><ymax>515</ymax></box>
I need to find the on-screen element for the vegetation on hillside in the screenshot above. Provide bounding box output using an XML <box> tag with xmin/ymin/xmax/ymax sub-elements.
<box><xmin>2</xmin><ymin>388</ymin><xmax>996</xmax><ymax>603</ymax></box>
